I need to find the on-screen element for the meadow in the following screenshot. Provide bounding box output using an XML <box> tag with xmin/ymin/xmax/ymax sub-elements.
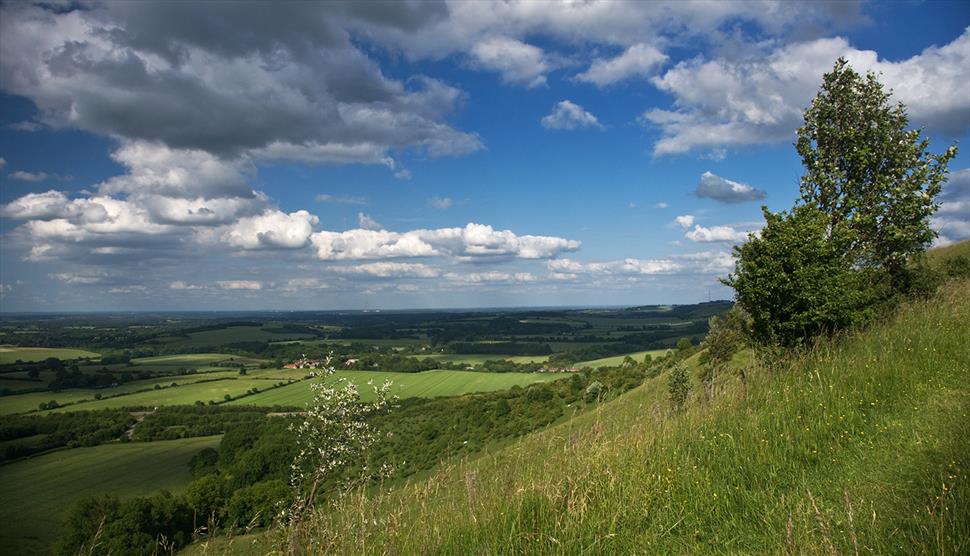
<box><xmin>0</xmin><ymin>435</ymin><xmax>221</xmax><ymax>556</ymax></box>
<box><xmin>229</xmin><ymin>369</ymin><xmax>566</xmax><ymax>406</ymax></box>
<box><xmin>0</xmin><ymin>347</ymin><xmax>100</xmax><ymax>364</ymax></box>
<box><xmin>287</xmin><ymin>278</ymin><xmax>970</xmax><ymax>554</ymax></box>
<box><xmin>158</xmin><ymin>325</ymin><xmax>316</xmax><ymax>348</ymax></box>
<box><xmin>420</xmin><ymin>354</ymin><xmax>551</xmax><ymax>366</ymax></box>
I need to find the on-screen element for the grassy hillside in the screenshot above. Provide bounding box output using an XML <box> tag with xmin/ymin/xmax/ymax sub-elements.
<box><xmin>0</xmin><ymin>435</ymin><xmax>221</xmax><ymax>556</ymax></box>
<box><xmin>286</xmin><ymin>278</ymin><xmax>969</xmax><ymax>554</ymax></box>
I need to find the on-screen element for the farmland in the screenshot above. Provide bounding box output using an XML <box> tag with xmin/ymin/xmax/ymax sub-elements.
<box><xmin>574</xmin><ymin>349</ymin><xmax>670</xmax><ymax>368</ymax></box>
<box><xmin>227</xmin><ymin>369</ymin><xmax>565</xmax><ymax>406</ymax></box>
<box><xmin>0</xmin><ymin>435</ymin><xmax>221</xmax><ymax>556</ymax></box>
<box><xmin>0</xmin><ymin>347</ymin><xmax>100</xmax><ymax>364</ymax></box>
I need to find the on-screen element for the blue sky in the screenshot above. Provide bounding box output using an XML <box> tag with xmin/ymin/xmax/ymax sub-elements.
<box><xmin>1</xmin><ymin>0</ymin><xmax>968</xmax><ymax>311</ymax></box>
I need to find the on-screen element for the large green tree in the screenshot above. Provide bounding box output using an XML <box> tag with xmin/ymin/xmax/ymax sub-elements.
<box><xmin>796</xmin><ymin>58</ymin><xmax>957</xmax><ymax>288</ymax></box>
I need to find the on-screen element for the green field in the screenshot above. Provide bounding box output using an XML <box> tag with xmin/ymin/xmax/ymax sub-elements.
<box><xmin>574</xmin><ymin>349</ymin><xmax>670</xmax><ymax>368</ymax></box>
<box><xmin>0</xmin><ymin>435</ymin><xmax>221</xmax><ymax>556</ymax></box>
<box><xmin>229</xmin><ymin>370</ymin><xmax>565</xmax><ymax>407</ymax></box>
<box><xmin>422</xmin><ymin>354</ymin><xmax>551</xmax><ymax>366</ymax></box>
<box><xmin>0</xmin><ymin>347</ymin><xmax>100</xmax><ymax>364</ymax></box>
<box><xmin>130</xmin><ymin>353</ymin><xmax>265</xmax><ymax>366</ymax></box>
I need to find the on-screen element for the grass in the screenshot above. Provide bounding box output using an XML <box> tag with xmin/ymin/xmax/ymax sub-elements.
<box><xmin>0</xmin><ymin>347</ymin><xmax>100</xmax><ymax>364</ymax></box>
<box><xmin>228</xmin><ymin>370</ymin><xmax>565</xmax><ymax>406</ymax></box>
<box><xmin>283</xmin><ymin>278</ymin><xmax>969</xmax><ymax>554</ymax></box>
<box><xmin>0</xmin><ymin>435</ymin><xmax>221</xmax><ymax>556</ymax></box>
<box><xmin>45</xmin><ymin>377</ymin><xmax>290</xmax><ymax>412</ymax></box>
<box><xmin>573</xmin><ymin>349</ymin><xmax>671</xmax><ymax>368</ymax></box>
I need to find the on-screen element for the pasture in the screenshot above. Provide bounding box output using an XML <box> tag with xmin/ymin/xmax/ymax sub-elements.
<box><xmin>0</xmin><ymin>435</ymin><xmax>221</xmax><ymax>556</ymax></box>
<box><xmin>158</xmin><ymin>325</ymin><xmax>316</xmax><ymax>348</ymax></box>
<box><xmin>574</xmin><ymin>349</ymin><xmax>670</xmax><ymax>368</ymax></box>
<box><xmin>0</xmin><ymin>347</ymin><xmax>100</xmax><ymax>364</ymax></box>
<box><xmin>229</xmin><ymin>370</ymin><xmax>565</xmax><ymax>407</ymax></box>
<box><xmin>130</xmin><ymin>353</ymin><xmax>265</xmax><ymax>366</ymax></box>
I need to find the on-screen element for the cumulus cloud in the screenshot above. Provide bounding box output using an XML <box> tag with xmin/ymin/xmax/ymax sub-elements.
<box><xmin>674</xmin><ymin>215</ymin><xmax>695</xmax><ymax>229</ymax></box>
<box><xmin>216</xmin><ymin>280</ymin><xmax>262</xmax><ymax>290</ymax></box>
<box><xmin>577</xmin><ymin>43</ymin><xmax>668</xmax><ymax>86</ymax></box>
<box><xmin>223</xmin><ymin>210</ymin><xmax>319</xmax><ymax>250</ymax></box>
<box><xmin>684</xmin><ymin>224</ymin><xmax>752</xmax><ymax>243</ymax></box>
<box><xmin>645</xmin><ymin>28</ymin><xmax>970</xmax><ymax>156</ymax></box>
<box><xmin>357</xmin><ymin>212</ymin><xmax>383</xmax><ymax>231</ymax></box>
<box><xmin>541</xmin><ymin>101</ymin><xmax>604</xmax><ymax>130</ymax></box>
<box><xmin>470</xmin><ymin>36</ymin><xmax>549</xmax><ymax>88</ymax></box>
<box><xmin>932</xmin><ymin>168</ymin><xmax>970</xmax><ymax>246</ymax></box>
<box><xmin>310</xmin><ymin>223</ymin><xmax>580</xmax><ymax>261</ymax></box>
<box><xmin>695</xmin><ymin>171</ymin><xmax>766</xmax><ymax>203</ymax></box>
<box><xmin>654</xmin><ymin>202</ymin><xmax>669</xmax><ymax>209</ymax></box>
<box><xmin>0</xmin><ymin>2</ymin><xmax>481</xmax><ymax>168</ymax></box>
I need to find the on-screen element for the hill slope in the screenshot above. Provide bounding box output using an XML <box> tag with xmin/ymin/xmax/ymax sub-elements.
<box><xmin>290</xmin><ymin>278</ymin><xmax>969</xmax><ymax>554</ymax></box>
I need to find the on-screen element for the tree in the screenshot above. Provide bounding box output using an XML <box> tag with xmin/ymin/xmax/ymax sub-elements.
<box><xmin>699</xmin><ymin>309</ymin><xmax>748</xmax><ymax>398</ymax></box>
<box><xmin>725</xmin><ymin>205</ymin><xmax>878</xmax><ymax>346</ymax></box>
<box><xmin>796</xmin><ymin>58</ymin><xmax>957</xmax><ymax>290</ymax></box>
<box><xmin>667</xmin><ymin>365</ymin><xmax>690</xmax><ymax>411</ymax></box>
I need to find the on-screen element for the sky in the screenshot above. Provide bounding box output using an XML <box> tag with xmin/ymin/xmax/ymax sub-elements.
<box><xmin>0</xmin><ymin>0</ymin><xmax>968</xmax><ymax>312</ymax></box>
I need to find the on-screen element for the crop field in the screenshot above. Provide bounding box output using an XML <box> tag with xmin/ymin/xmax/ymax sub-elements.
<box><xmin>228</xmin><ymin>370</ymin><xmax>565</xmax><ymax>407</ymax></box>
<box><xmin>0</xmin><ymin>347</ymin><xmax>100</xmax><ymax>364</ymax></box>
<box><xmin>0</xmin><ymin>435</ymin><xmax>221</xmax><ymax>556</ymax></box>
<box><xmin>130</xmin><ymin>353</ymin><xmax>265</xmax><ymax>366</ymax></box>
<box><xmin>422</xmin><ymin>354</ymin><xmax>550</xmax><ymax>366</ymax></box>
<box><xmin>574</xmin><ymin>349</ymin><xmax>671</xmax><ymax>368</ymax></box>
<box><xmin>0</xmin><ymin>370</ymin><xmax>257</xmax><ymax>415</ymax></box>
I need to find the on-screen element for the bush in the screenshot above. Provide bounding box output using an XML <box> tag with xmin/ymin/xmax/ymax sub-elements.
<box><xmin>667</xmin><ymin>365</ymin><xmax>690</xmax><ymax>411</ymax></box>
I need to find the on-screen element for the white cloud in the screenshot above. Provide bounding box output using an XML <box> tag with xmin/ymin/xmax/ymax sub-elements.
<box><xmin>357</xmin><ymin>212</ymin><xmax>383</xmax><ymax>231</ymax></box>
<box><xmin>280</xmin><ymin>278</ymin><xmax>329</xmax><ymax>292</ymax></box>
<box><xmin>333</xmin><ymin>262</ymin><xmax>440</xmax><ymax>278</ymax></box>
<box><xmin>310</xmin><ymin>223</ymin><xmax>580</xmax><ymax>261</ymax></box>
<box><xmin>470</xmin><ymin>36</ymin><xmax>549</xmax><ymax>88</ymax></box>
<box><xmin>577</xmin><ymin>43</ymin><xmax>668</xmax><ymax>86</ymax></box>
<box><xmin>541</xmin><ymin>100</ymin><xmax>604</xmax><ymax>130</ymax></box>
<box><xmin>645</xmin><ymin>28</ymin><xmax>970</xmax><ymax>156</ymax></box>
<box><xmin>445</xmin><ymin>271</ymin><xmax>537</xmax><ymax>284</ymax></box>
<box><xmin>932</xmin><ymin>168</ymin><xmax>970</xmax><ymax>246</ymax></box>
<box><xmin>9</xmin><ymin>170</ymin><xmax>50</xmax><ymax>182</ymax></box>
<box><xmin>684</xmin><ymin>224</ymin><xmax>751</xmax><ymax>243</ymax></box>
<box><xmin>216</xmin><ymin>280</ymin><xmax>262</xmax><ymax>290</ymax></box>
<box><xmin>169</xmin><ymin>281</ymin><xmax>204</xmax><ymax>290</ymax></box>
<box><xmin>50</xmin><ymin>272</ymin><xmax>106</xmax><ymax>285</ymax></box>
<box><xmin>695</xmin><ymin>171</ymin><xmax>766</xmax><ymax>203</ymax></box>
<box><xmin>548</xmin><ymin>257</ymin><xmax>681</xmax><ymax>276</ymax></box>
<box><xmin>0</xmin><ymin>157</ymin><xmax>6</xmax><ymax>169</ymax></box>
<box><xmin>654</xmin><ymin>202</ymin><xmax>669</xmax><ymax>209</ymax></box>
<box><xmin>394</xmin><ymin>169</ymin><xmax>413</xmax><ymax>180</ymax></box>
<box><xmin>223</xmin><ymin>210</ymin><xmax>319</xmax><ymax>250</ymax></box>
<box><xmin>675</xmin><ymin>215</ymin><xmax>695</xmax><ymax>229</ymax></box>
<box><xmin>429</xmin><ymin>196</ymin><xmax>453</xmax><ymax>210</ymax></box>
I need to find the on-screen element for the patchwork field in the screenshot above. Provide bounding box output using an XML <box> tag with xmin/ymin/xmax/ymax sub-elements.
<box><xmin>229</xmin><ymin>369</ymin><xmax>565</xmax><ymax>406</ymax></box>
<box><xmin>130</xmin><ymin>353</ymin><xmax>265</xmax><ymax>366</ymax></box>
<box><xmin>158</xmin><ymin>326</ymin><xmax>316</xmax><ymax>348</ymax></box>
<box><xmin>0</xmin><ymin>347</ymin><xmax>100</xmax><ymax>364</ymax></box>
<box><xmin>0</xmin><ymin>435</ymin><xmax>221</xmax><ymax>556</ymax></box>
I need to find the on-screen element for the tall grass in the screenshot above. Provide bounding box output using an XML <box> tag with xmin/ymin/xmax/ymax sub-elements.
<box><xmin>288</xmin><ymin>279</ymin><xmax>969</xmax><ymax>554</ymax></box>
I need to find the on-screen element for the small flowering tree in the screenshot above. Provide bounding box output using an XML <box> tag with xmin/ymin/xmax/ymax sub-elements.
<box><xmin>283</xmin><ymin>356</ymin><xmax>394</xmax><ymax>537</ymax></box>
